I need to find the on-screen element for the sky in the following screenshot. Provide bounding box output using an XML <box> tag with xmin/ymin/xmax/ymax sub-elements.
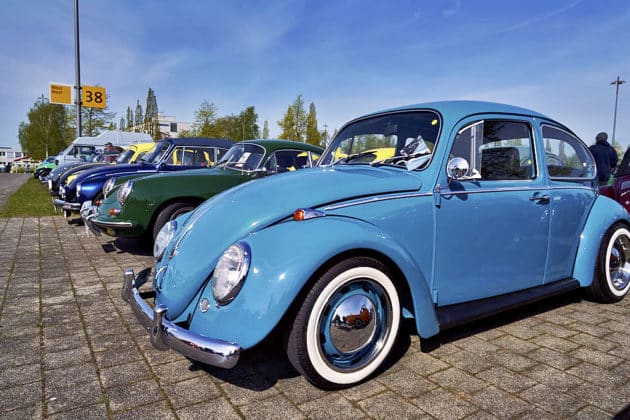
<box><xmin>1</xmin><ymin>0</ymin><xmax>629</xmax><ymax>151</ymax></box>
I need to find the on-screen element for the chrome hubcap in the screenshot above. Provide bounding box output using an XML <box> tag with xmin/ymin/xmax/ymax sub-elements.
<box><xmin>318</xmin><ymin>280</ymin><xmax>391</xmax><ymax>372</ymax></box>
<box><xmin>609</xmin><ymin>235</ymin><xmax>630</xmax><ymax>291</ymax></box>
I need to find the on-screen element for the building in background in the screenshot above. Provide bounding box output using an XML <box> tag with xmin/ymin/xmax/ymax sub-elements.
<box><xmin>157</xmin><ymin>113</ymin><xmax>191</xmax><ymax>138</ymax></box>
<box><xmin>0</xmin><ymin>146</ymin><xmax>39</xmax><ymax>172</ymax></box>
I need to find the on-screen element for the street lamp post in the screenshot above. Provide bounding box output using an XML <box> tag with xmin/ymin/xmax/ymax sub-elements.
<box><xmin>611</xmin><ymin>76</ymin><xmax>626</xmax><ymax>146</ymax></box>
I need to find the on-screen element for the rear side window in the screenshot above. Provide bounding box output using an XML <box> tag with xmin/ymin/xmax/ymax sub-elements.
<box><xmin>541</xmin><ymin>125</ymin><xmax>594</xmax><ymax>179</ymax></box>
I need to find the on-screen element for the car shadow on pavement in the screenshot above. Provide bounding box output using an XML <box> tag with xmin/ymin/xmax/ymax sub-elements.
<box><xmin>191</xmin><ymin>319</ymin><xmax>414</xmax><ymax>391</ymax></box>
<box><xmin>436</xmin><ymin>289</ymin><xmax>583</xmax><ymax>346</ymax></box>
<box><xmin>111</xmin><ymin>237</ymin><xmax>153</xmax><ymax>256</ymax></box>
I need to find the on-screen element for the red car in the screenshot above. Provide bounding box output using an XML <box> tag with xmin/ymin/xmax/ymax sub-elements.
<box><xmin>600</xmin><ymin>148</ymin><xmax>630</xmax><ymax>213</ymax></box>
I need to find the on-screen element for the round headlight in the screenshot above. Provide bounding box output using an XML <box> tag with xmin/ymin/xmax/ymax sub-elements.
<box><xmin>117</xmin><ymin>180</ymin><xmax>134</xmax><ymax>205</ymax></box>
<box><xmin>103</xmin><ymin>177</ymin><xmax>115</xmax><ymax>198</ymax></box>
<box><xmin>212</xmin><ymin>242</ymin><xmax>251</xmax><ymax>305</ymax></box>
<box><xmin>153</xmin><ymin>220</ymin><xmax>177</xmax><ymax>260</ymax></box>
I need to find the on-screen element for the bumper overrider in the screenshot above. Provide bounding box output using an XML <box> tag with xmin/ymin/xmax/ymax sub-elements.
<box><xmin>122</xmin><ymin>268</ymin><xmax>241</xmax><ymax>369</ymax></box>
<box><xmin>53</xmin><ymin>198</ymin><xmax>82</xmax><ymax>212</ymax></box>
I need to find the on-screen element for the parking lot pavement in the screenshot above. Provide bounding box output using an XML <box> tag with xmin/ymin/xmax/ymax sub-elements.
<box><xmin>0</xmin><ymin>216</ymin><xmax>629</xmax><ymax>419</ymax></box>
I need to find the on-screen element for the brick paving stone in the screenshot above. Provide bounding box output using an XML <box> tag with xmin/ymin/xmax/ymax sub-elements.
<box><xmin>0</xmin><ymin>363</ymin><xmax>41</xmax><ymax>389</ymax></box>
<box><xmin>522</xmin><ymin>364</ymin><xmax>584</xmax><ymax>392</ymax></box>
<box><xmin>357</xmin><ymin>391</ymin><xmax>430</xmax><ymax>419</ymax></box>
<box><xmin>573</xmin><ymin>405</ymin><xmax>615</xmax><ymax>420</ymax></box>
<box><xmin>239</xmin><ymin>394</ymin><xmax>303</xmax><ymax>419</ymax></box>
<box><xmin>412</xmin><ymin>388</ymin><xmax>479</xmax><ymax>419</ymax></box>
<box><xmin>569</xmin><ymin>381</ymin><xmax>630</xmax><ymax>414</ymax></box>
<box><xmin>568</xmin><ymin>347</ymin><xmax>622</xmax><ymax>369</ymax></box>
<box><xmin>99</xmin><ymin>360</ymin><xmax>153</xmax><ymax>389</ymax></box>
<box><xmin>469</xmin><ymin>386</ymin><xmax>530</xmax><ymax>418</ymax></box>
<box><xmin>45</xmin><ymin>362</ymin><xmax>98</xmax><ymax>391</ymax></box>
<box><xmin>43</xmin><ymin>346</ymin><xmax>92</xmax><ymax>370</ymax></box>
<box><xmin>566</xmin><ymin>362</ymin><xmax>626</xmax><ymax>387</ymax></box>
<box><xmin>532</xmin><ymin>333</ymin><xmax>581</xmax><ymax>353</ymax></box>
<box><xmin>162</xmin><ymin>376</ymin><xmax>222</xmax><ymax>409</ymax></box>
<box><xmin>218</xmin><ymin>375</ymin><xmax>280</xmax><ymax>406</ymax></box>
<box><xmin>436</xmin><ymin>350</ymin><xmax>493</xmax><ymax>374</ymax></box>
<box><xmin>176</xmin><ymin>398</ymin><xmax>241</xmax><ymax>420</ymax></box>
<box><xmin>377</xmin><ymin>366</ymin><xmax>438</xmax><ymax>398</ymax></box>
<box><xmin>533</xmin><ymin>321</ymin><xmax>579</xmax><ymax>338</ymax></box>
<box><xmin>0</xmin><ymin>381</ymin><xmax>42</xmax><ymax>412</ymax></box>
<box><xmin>489</xmin><ymin>334</ymin><xmax>540</xmax><ymax>354</ymax></box>
<box><xmin>47</xmin><ymin>403</ymin><xmax>108</xmax><ymax>420</ymax></box>
<box><xmin>340</xmin><ymin>377</ymin><xmax>387</xmax><ymax>402</ymax></box>
<box><xmin>106</xmin><ymin>378</ymin><xmax>164</xmax><ymax>413</ymax></box>
<box><xmin>568</xmin><ymin>332</ymin><xmax>618</xmax><ymax>352</ymax></box>
<box><xmin>45</xmin><ymin>379</ymin><xmax>103</xmax><ymax>415</ymax></box>
<box><xmin>298</xmin><ymin>394</ymin><xmax>366</xmax><ymax>419</ymax></box>
<box><xmin>428</xmin><ymin>367</ymin><xmax>486</xmax><ymax>394</ymax></box>
<box><xmin>476</xmin><ymin>366</ymin><xmax>537</xmax><ymax>393</ymax></box>
<box><xmin>486</xmin><ymin>349</ymin><xmax>537</xmax><ymax>372</ymax></box>
<box><xmin>274</xmin><ymin>375</ymin><xmax>328</xmax><ymax>405</ymax></box>
<box><xmin>519</xmin><ymin>383</ymin><xmax>586</xmax><ymax>417</ymax></box>
<box><xmin>112</xmin><ymin>401</ymin><xmax>176</xmax><ymax>420</ymax></box>
<box><xmin>527</xmin><ymin>346</ymin><xmax>581</xmax><ymax>371</ymax></box>
<box><xmin>400</xmin><ymin>351</ymin><xmax>450</xmax><ymax>376</ymax></box>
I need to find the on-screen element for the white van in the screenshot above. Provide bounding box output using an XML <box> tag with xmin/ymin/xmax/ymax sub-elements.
<box><xmin>55</xmin><ymin>131</ymin><xmax>153</xmax><ymax>165</ymax></box>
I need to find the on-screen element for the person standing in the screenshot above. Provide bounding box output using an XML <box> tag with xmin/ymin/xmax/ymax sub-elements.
<box><xmin>589</xmin><ymin>132</ymin><xmax>618</xmax><ymax>184</ymax></box>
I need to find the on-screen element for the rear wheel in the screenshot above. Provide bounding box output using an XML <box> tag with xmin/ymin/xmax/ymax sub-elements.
<box><xmin>152</xmin><ymin>201</ymin><xmax>197</xmax><ymax>240</ymax></box>
<box><xmin>589</xmin><ymin>222</ymin><xmax>630</xmax><ymax>302</ymax></box>
<box><xmin>285</xmin><ymin>257</ymin><xmax>401</xmax><ymax>389</ymax></box>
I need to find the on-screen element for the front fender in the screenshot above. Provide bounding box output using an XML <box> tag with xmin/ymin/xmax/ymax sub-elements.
<box><xmin>572</xmin><ymin>195</ymin><xmax>630</xmax><ymax>286</ymax></box>
<box><xmin>187</xmin><ymin>216</ymin><xmax>440</xmax><ymax>349</ymax></box>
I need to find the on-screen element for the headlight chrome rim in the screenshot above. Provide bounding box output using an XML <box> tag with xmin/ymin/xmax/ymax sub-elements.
<box><xmin>117</xmin><ymin>180</ymin><xmax>134</xmax><ymax>205</ymax></box>
<box><xmin>76</xmin><ymin>183</ymin><xmax>82</xmax><ymax>195</ymax></box>
<box><xmin>212</xmin><ymin>242</ymin><xmax>251</xmax><ymax>305</ymax></box>
<box><xmin>103</xmin><ymin>177</ymin><xmax>115</xmax><ymax>198</ymax></box>
<box><xmin>153</xmin><ymin>220</ymin><xmax>177</xmax><ymax>260</ymax></box>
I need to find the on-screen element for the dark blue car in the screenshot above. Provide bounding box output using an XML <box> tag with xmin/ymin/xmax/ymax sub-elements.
<box><xmin>54</xmin><ymin>137</ymin><xmax>233</xmax><ymax>216</ymax></box>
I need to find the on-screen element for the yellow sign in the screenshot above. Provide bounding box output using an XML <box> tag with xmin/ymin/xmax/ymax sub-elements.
<box><xmin>82</xmin><ymin>85</ymin><xmax>106</xmax><ymax>109</ymax></box>
<box><xmin>50</xmin><ymin>83</ymin><xmax>72</xmax><ymax>105</ymax></box>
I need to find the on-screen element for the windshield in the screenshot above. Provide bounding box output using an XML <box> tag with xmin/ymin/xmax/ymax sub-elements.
<box><xmin>45</xmin><ymin>157</ymin><xmax>56</xmax><ymax>163</ymax></box>
<box><xmin>140</xmin><ymin>141</ymin><xmax>168</xmax><ymax>164</ymax></box>
<box><xmin>217</xmin><ymin>143</ymin><xmax>265</xmax><ymax>171</ymax></box>
<box><xmin>319</xmin><ymin>111</ymin><xmax>440</xmax><ymax>170</ymax></box>
<box><xmin>116</xmin><ymin>149</ymin><xmax>134</xmax><ymax>164</ymax></box>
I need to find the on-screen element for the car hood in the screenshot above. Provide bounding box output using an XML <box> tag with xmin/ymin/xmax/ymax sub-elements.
<box><xmin>156</xmin><ymin>164</ymin><xmax>423</xmax><ymax>317</ymax></box>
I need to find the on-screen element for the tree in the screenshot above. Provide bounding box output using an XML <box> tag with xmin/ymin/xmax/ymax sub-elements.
<box><xmin>144</xmin><ymin>88</ymin><xmax>160</xmax><ymax>139</ymax></box>
<box><xmin>239</xmin><ymin>106</ymin><xmax>259</xmax><ymax>140</ymax></box>
<box><xmin>306</xmin><ymin>102</ymin><xmax>323</xmax><ymax>146</ymax></box>
<box><xmin>18</xmin><ymin>95</ymin><xmax>72</xmax><ymax>159</ymax></box>
<box><xmin>67</xmin><ymin>101</ymin><xmax>115</xmax><ymax>137</ymax></box>
<box><xmin>126</xmin><ymin>107</ymin><xmax>133</xmax><ymax>131</ymax></box>
<box><xmin>134</xmin><ymin>100</ymin><xmax>143</xmax><ymax>132</ymax></box>
<box><xmin>119</xmin><ymin>116</ymin><xmax>126</xmax><ymax>131</ymax></box>
<box><xmin>262</xmin><ymin>120</ymin><xmax>270</xmax><ymax>139</ymax></box>
<box><xmin>278</xmin><ymin>94</ymin><xmax>308</xmax><ymax>141</ymax></box>
<box><xmin>192</xmin><ymin>100</ymin><xmax>218</xmax><ymax>137</ymax></box>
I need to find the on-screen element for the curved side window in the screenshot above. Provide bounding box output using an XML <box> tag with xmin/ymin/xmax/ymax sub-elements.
<box><xmin>541</xmin><ymin>125</ymin><xmax>595</xmax><ymax>180</ymax></box>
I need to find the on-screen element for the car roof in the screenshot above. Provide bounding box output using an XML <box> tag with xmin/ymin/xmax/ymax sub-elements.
<box><xmin>236</xmin><ymin>139</ymin><xmax>324</xmax><ymax>153</ymax></box>
<box><xmin>161</xmin><ymin>137</ymin><xmax>234</xmax><ymax>149</ymax></box>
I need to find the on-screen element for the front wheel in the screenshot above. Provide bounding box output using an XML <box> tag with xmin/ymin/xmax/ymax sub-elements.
<box><xmin>285</xmin><ymin>257</ymin><xmax>401</xmax><ymax>389</ymax></box>
<box><xmin>152</xmin><ymin>201</ymin><xmax>197</xmax><ymax>240</ymax></box>
<box><xmin>589</xmin><ymin>222</ymin><xmax>630</xmax><ymax>302</ymax></box>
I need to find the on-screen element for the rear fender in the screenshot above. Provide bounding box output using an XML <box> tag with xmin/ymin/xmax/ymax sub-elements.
<box><xmin>572</xmin><ymin>196</ymin><xmax>630</xmax><ymax>286</ymax></box>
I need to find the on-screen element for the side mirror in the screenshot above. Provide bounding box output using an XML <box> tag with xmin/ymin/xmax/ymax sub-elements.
<box><xmin>447</xmin><ymin>157</ymin><xmax>470</xmax><ymax>180</ymax></box>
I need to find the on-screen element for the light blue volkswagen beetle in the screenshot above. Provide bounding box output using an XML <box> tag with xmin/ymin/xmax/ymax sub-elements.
<box><xmin>123</xmin><ymin>101</ymin><xmax>630</xmax><ymax>389</ymax></box>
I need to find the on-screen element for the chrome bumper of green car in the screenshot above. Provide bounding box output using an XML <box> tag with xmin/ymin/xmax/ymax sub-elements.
<box><xmin>122</xmin><ymin>268</ymin><xmax>241</xmax><ymax>369</ymax></box>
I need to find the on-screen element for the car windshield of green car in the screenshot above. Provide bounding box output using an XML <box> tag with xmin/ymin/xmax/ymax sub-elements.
<box><xmin>217</xmin><ymin>143</ymin><xmax>265</xmax><ymax>171</ymax></box>
<box><xmin>318</xmin><ymin>111</ymin><xmax>440</xmax><ymax>170</ymax></box>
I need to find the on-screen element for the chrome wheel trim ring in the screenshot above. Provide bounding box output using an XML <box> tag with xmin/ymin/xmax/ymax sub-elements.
<box><xmin>606</xmin><ymin>228</ymin><xmax>630</xmax><ymax>297</ymax></box>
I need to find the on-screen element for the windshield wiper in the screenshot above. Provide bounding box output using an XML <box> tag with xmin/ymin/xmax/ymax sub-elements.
<box><xmin>371</xmin><ymin>151</ymin><xmax>431</xmax><ymax>168</ymax></box>
<box><xmin>334</xmin><ymin>150</ymin><xmax>377</xmax><ymax>165</ymax></box>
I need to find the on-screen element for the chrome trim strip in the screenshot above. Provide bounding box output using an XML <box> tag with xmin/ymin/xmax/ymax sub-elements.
<box><xmin>122</xmin><ymin>268</ymin><xmax>241</xmax><ymax>369</ymax></box>
<box><xmin>91</xmin><ymin>219</ymin><xmax>133</xmax><ymax>229</ymax></box>
<box><xmin>441</xmin><ymin>185</ymin><xmax>594</xmax><ymax>196</ymax></box>
<box><xmin>324</xmin><ymin>192</ymin><xmax>432</xmax><ymax>211</ymax></box>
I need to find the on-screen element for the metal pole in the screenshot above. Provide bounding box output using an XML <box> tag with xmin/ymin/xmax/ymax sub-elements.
<box><xmin>611</xmin><ymin>75</ymin><xmax>626</xmax><ymax>145</ymax></box>
<box><xmin>74</xmin><ymin>0</ymin><xmax>82</xmax><ymax>137</ymax></box>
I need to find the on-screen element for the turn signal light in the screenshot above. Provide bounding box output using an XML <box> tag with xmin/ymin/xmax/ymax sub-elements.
<box><xmin>293</xmin><ymin>208</ymin><xmax>325</xmax><ymax>221</ymax></box>
<box><xmin>109</xmin><ymin>208</ymin><xmax>121</xmax><ymax>216</ymax></box>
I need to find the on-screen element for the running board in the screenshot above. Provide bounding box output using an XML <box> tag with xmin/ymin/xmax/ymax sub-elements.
<box><xmin>436</xmin><ymin>278</ymin><xmax>580</xmax><ymax>330</ymax></box>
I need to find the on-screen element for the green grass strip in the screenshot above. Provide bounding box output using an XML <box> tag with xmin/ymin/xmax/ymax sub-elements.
<box><xmin>0</xmin><ymin>178</ymin><xmax>59</xmax><ymax>217</ymax></box>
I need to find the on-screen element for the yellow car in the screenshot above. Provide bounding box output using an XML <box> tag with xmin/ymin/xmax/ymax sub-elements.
<box><xmin>65</xmin><ymin>142</ymin><xmax>155</xmax><ymax>184</ymax></box>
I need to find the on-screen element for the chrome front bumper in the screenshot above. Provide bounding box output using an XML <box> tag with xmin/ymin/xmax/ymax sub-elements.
<box><xmin>122</xmin><ymin>268</ymin><xmax>240</xmax><ymax>369</ymax></box>
<box><xmin>53</xmin><ymin>198</ymin><xmax>81</xmax><ymax>212</ymax></box>
<box><xmin>80</xmin><ymin>201</ymin><xmax>102</xmax><ymax>236</ymax></box>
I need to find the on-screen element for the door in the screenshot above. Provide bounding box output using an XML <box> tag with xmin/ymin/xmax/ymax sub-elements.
<box><xmin>434</xmin><ymin>118</ymin><xmax>550</xmax><ymax>306</ymax></box>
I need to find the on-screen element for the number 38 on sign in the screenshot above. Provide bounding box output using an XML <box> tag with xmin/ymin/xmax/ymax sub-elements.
<box><xmin>82</xmin><ymin>85</ymin><xmax>106</xmax><ymax>109</ymax></box>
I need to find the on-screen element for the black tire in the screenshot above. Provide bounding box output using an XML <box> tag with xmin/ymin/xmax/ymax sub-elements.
<box><xmin>152</xmin><ymin>201</ymin><xmax>197</xmax><ymax>240</ymax></box>
<box><xmin>285</xmin><ymin>257</ymin><xmax>401</xmax><ymax>389</ymax></box>
<box><xmin>588</xmin><ymin>222</ymin><xmax>630</xmax><ymax>303</ymax></box>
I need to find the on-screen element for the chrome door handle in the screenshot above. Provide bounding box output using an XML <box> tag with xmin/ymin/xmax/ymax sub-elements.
<box><xmin>530</xmin><ymin>194</ymin><xmax>550</xmax><ymax>203</ymax></box>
